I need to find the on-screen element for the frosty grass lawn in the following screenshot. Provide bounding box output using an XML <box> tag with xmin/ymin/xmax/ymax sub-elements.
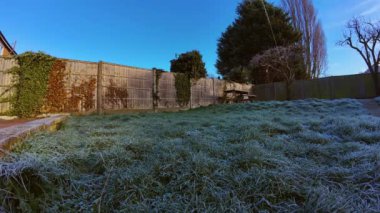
<box><xmin>375</xmin><ymin>96</ymin><xmax>380</xmax><ymax>105</ymax></box>
<box><xmin>1</xmin><ymin>99</ymin><xmax>380</xmax><ymax>212</ymax></box>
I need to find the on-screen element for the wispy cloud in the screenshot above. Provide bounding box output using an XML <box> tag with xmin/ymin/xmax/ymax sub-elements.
<box><xmin>360</xmin><ymin>4</ymin><xmax>380</xmax><ymax>16</ymax></box>
<box><xmin>350</xmin><ymin>0</ymin><xmax>371</xmax><ymax>12</ymax></box>
<box><xmin>322</xmin><ymin>0</ymin><xmax>379</xmax><ymax>30</ymax></box>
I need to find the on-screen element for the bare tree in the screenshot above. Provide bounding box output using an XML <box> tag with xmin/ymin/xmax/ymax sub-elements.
<box><xmin>281</xmin><ymin>0</ymin><xmax>327</xmax><ymax>79</ymax></box>
<box><xmin>250</xmin><ymin>44</ymin><xmax>304</xmax><ymax>100</ymax></box>
<box><xmin>338</xmin><ymin>17</ymin><xmax>380</xmax><ymax>96</ymax></box>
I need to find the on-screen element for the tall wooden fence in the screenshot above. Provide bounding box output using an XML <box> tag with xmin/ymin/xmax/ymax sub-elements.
<box><xmin>254</xmin><ymin>73</ymin><xmax>380</xmax><ymax>101</ymax></box>
<box><xmin>0</xmin><ymin>57</ymin><xmax>254</xmax><ymax>114</ymax></box>
<box><xmin>0</xmin><ymin>58</ymin><xmax>17</xmax><ymax>113</ymax></box>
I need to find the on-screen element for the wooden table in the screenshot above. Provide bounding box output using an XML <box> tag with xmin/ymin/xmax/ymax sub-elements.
<box><xmin>224</xmin><ymin>89</ymin><xmax>255</xmax><ymax>103</ymax></box>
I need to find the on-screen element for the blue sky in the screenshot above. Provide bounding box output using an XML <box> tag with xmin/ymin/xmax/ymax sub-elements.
<box><xmin>1</xmin><ymin>0</ymin><xmax>380</xmax><ymax>77</ymax></box>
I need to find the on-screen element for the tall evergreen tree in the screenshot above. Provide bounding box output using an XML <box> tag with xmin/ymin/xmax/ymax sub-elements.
<box><xmin>216</xmin><ymin>0</ymin><xmax>301</xmax><ymax>83</ymax></box>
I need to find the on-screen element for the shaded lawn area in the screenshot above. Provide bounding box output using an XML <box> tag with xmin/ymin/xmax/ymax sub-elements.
<box><xmin>1</xmin><ymin>99</ymin><xmax>380</xmax><ymax>212</ymax></box>
<box><xmin>375</xmin><ymin>96</ymin><xmax>380</xmax><ymax>105</ymax></box>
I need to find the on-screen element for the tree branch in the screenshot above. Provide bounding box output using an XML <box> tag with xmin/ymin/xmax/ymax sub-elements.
<box><xmin>345</xmin><ymin>36</ymin><xmax>373</xmax><ymax>71</ymax></box>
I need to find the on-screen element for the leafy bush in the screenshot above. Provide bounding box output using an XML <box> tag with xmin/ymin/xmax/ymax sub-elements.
<box><xmin>216</xmin><ymin>0</ymin><xmax>301</xmax><ymax>83</ymax></box>
<box><xmin>153</xmin><ymin>68</ymin><xmax>164</xmax><ymax>109</ymax></box>
<box><xmin>170</xmin><ymin>50</ymin><xmax>207</xmax><ymax>79</ymax></box>
<box><xmin>45</xmin><ymin>60</ymin><xmax>67</xmax><ymax>112</ymax></box>
<box><xmin>10</xmin><ymin>52</ymin><xmax>56</xmax><ymax>118</ymax></box>
<box><xmin>174</xmin><ymin>73</ymin><xmax>191</xmax><ymax>107</ymax></box>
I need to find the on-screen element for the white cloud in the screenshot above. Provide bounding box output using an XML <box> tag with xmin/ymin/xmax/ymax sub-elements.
<box><xmin>360</xmin><ymin>4</ymin><xmax>380</xmax><ymax>16</ymax></box>
<box><xmin>351</xmin><ymin>0</ymin><xmax>371</xmax><ymax>11</ymax></box>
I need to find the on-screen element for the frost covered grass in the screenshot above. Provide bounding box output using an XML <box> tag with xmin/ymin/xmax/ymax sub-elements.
<box><xmin>1</xmin><ymin>99</ymin><xmax>380</xmax><ymax>212</ymax></box>
<box><xmin>375</xmin><ymin>96</ymin><xmax>380</xmax><ymax>105</ymax></box>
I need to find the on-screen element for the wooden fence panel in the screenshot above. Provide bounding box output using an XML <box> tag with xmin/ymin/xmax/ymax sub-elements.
<box><xmin>254</xmin><ymin>84</ymin><xmax>272</xmax><ymax>101</ymax></box>
<box><xmin>0</xmin><ymin>57</ymin><xmax>255</xmax><ymax>114</ymax></box>
<box><xmin>64</xmin><ymin>60</ymin><xmax>98</xmax><ymax>112</ymax></box>
<box><xmin>255</xmin><ymin>82</ymin><xmax>286</xmax><ymax>101</ymax></box>
<box><xmin>157</xmin><ymin>72</ymin><xmax>181</xmax><ymax>109</ymax></box>
<box><xmin>0</xmin><ymin>58</ymin><xmax>17</xmax><ymax>113</ymax></box>
<box><xmin>191</xmin><ymin>78</ymin><xmax>215</xmax><ymax>108</ymax></box>
<box><xmin>330</xmin><ymin>74</ymin><xmax>376</xmax><ymax>99</ymax></box>
<box><xmin>202</xmin><ymin>79</ymin><xmax>216</xmax><ymax>106</ymax></box>
<box><xmin>255</xmin><ymin>73</ymin><xmax>380</xmax><ymax>101</ymax></box>
<box><xmin>102</xmin><ymin>63</ymin><xmax>153</xmax><ymax>110</ymax></box>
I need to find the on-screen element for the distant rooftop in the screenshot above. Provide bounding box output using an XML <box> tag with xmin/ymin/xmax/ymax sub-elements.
<box><xmin>0</xmin><ymin>31</ymin><xmax>17</xmax><ymax>56</ymax></box>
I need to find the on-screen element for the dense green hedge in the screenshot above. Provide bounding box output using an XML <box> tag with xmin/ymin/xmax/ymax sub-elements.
<box><xmin>174</xmin><ymin>73</ymin><xmax>191</xmax><ymax>107</ymax></box>
<box><xmin>170</xmin><ymin>50</ymin><xmax>207</xmax><ymax>79</ymax></box>
<box><xmin>10</xmin><ymin>52</ymin><xmax>56</xmax><ymax>118</ymax></box>
<box><xmin>153</xmin><ymin>68</ymin><xmax>164</xmax><ymax>108</ymax></box>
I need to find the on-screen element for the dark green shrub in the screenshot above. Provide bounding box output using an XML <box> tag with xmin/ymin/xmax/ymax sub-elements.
<box><xmin>153</xmin><ymin>68</ymin><xmax>164</xmax><ymax>108</ymax></box>
<box><xmin>174</xmin><ymin>73</ymin><xmax>191</xmax><ymax>107</ymax></box>
<box><xmin>170</xmin><ymin>50</ymin><xmax>207</xmax><ymax>79</ymax></box>
<box><xmin>216</xmin><ymin>0</ymin><xmax>301</xmax><ymax>83</ymax></box>
<box><xmin>10</xmin><ymin>52</ymin><xmax>56</xmax><ymax>118</ymax></box>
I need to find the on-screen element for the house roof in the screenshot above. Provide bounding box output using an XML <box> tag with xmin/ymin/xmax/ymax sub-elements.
<box><xmin>0</xmin><ymin>31</ymin><xmax>17</xmax><ymax>55</ymax></box>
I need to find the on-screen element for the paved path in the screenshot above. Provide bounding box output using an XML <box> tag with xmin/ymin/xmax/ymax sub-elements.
<box><xmin>0</xmin><ymin>118</ymin><xmax>37</xmax><ymax>128</ymax></box>
<box><xmin>0</xmin><ymin>115</ymin><xmax>67</xmax><ymax>156</ymax></box>
<box><xmin>359</xmin><ymin>99</ymin><xmax>380</xmax><ymax>117</ymax></box>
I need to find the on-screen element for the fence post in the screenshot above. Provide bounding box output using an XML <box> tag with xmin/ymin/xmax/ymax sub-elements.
<box><xmin>190</xmin><ymin>79</ymin><xmax>193</xmax><ymax>109</ymax></box>
<box><xmin>97</xmin><ymin>61</ymin><xmax>103</xmax><ymax>114</ymax></box>
<box><xmin>212</xmin><ymin>78</ymin><xmax>216</xmax><ymax>104</ymax></box>
<box><xmin>152</xmin><ymin>68</ymin><xmax>157</xmax><ymax>112</ymax></box>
